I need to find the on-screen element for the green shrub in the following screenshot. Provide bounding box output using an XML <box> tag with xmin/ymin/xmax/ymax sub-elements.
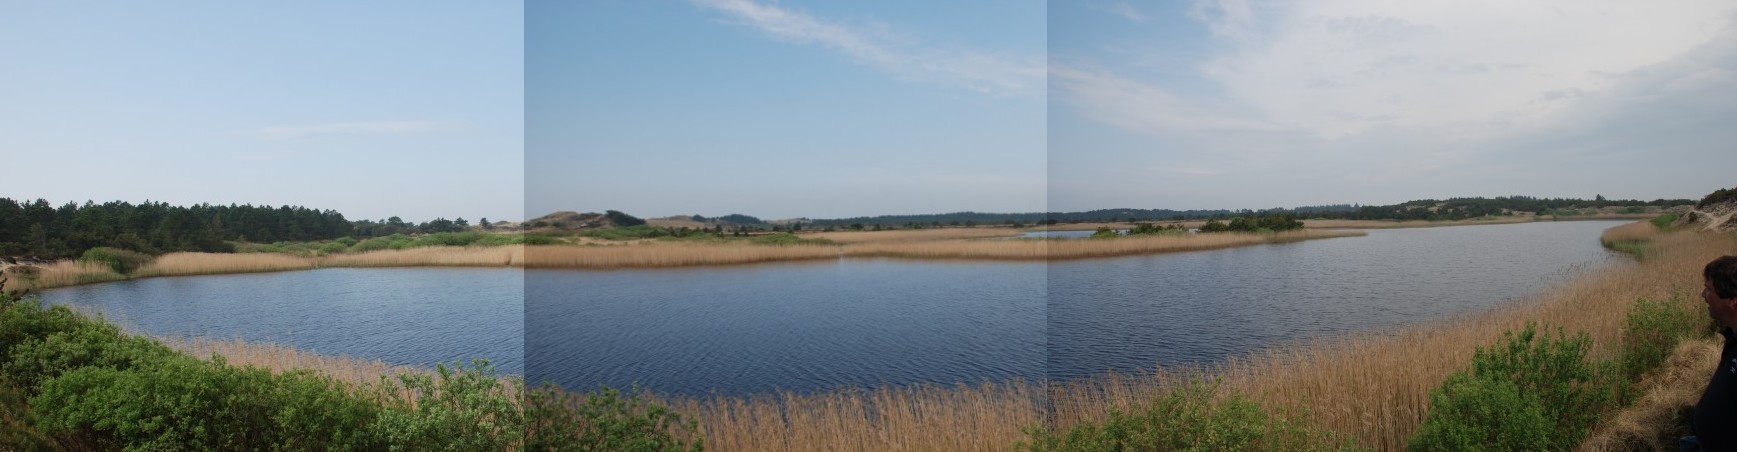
<box><xmin>77</xmin><ymin>247</ymin><xmax>154</xmax><ymax>274</ymax></box>
<box><xmin>1021</xmin><ymin>380</ymin><xmax>1347</xmax><ymax>451</ymax></box>
<box><xmin>525</xmin><ymin>384</ymin><xmax>703</xmax><ymax>452</ymax></box>
<box><xmin>1650</xmin><ymin>213</ymin><xmax>1679</xmax><ymax>230</ymax></box>
<box><xmin>747</xmin><ymin>233</ymin><xmax>832</xmax><ymax>246</ymax></box>
<box><xmin>1409</xmin><ymin>324</ymin><xmax>1618</xmax><ymax>451</ymax></box>
<box><xmin>1621</xmin><ymin>296</ymin><xmax>1708</xmax><ymax>382</ymax></box>
<box><xmin>366</xmin><ymin>359</ymin><xmax>524</xmax><ymax>450</ymax></box>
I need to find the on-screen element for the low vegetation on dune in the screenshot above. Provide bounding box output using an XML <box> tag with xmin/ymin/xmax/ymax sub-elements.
<box><xmin>0</xmin><ymin>288</ymin><xmax>704</xmax><ymax>451</ymax></box>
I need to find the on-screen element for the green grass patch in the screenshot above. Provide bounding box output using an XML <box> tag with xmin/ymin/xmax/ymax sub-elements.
<box><xmin>1650</xmin><ymin>213</ymin><xmax>1679</xmax><ymax>230</ymax></box>
<box><xmin>0</xmin><ymin>290</ymin><xmax>703</xmax><ymax>451</ymax></box>
<box><xmin>1020</xmin><ymin>380</ymin><xmax>1352</xmax><ymax>451</ymax></box>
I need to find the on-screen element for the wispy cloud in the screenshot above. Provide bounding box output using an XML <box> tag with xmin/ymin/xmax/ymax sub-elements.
<box><xmin>1090</xmin><ymin>2</ymin><xmax>1147</xmax><ymax>23</ymax></box>
<box><xmin>243</xmin><ymin>120</ymin><xmax>444</xmax><ymax>140</ymax></box>
<box><xmin>690</xmin><ymin>0</ymin><xmax>1042</xmax><ymax>96</ymax></box>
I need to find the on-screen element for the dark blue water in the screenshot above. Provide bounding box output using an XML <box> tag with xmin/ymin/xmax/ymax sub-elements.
<box><xmin>38</xmin><ymin>220</ymin><xmax>1627</xmax><ymax>397</ymax></box>
<box><xmin>39</xmin><ymin>267</ymin><xmax>525</xmax><ymax>374</ymax></box>
<box><xmin>526</xmin><ymin>259</ymin><xmax>1047</xmax><ymax>395</ymax></box>
<box><xmin>1046</xmin><ymin>220</ymin><xmax>1624</xmax><ymax>379</ymax></box>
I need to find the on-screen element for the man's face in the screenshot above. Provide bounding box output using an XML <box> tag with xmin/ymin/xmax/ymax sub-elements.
<box><xmin>1706</xmin><ymin>278</ymin><xmax>1735</xmax><ymax>326</ymax></box>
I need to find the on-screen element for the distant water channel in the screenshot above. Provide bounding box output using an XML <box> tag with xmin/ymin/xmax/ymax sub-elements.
<box><xmin>37</xmin><ymin>221</ymin><xmax>1628</xmax><ymax>397</ymax></box>
<box><xmin>40</xmin><ymin>267</ymin><xmax>525</xmax><ymax>374</ymax></box>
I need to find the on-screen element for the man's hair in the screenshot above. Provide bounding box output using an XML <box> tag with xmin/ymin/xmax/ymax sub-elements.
<box><xmin>1706</xmin><ymin>255</ymin><xmax>1737</xmax><ymax>299</ymax></box>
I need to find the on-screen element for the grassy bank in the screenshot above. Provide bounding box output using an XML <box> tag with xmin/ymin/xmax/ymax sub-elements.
<box><xmin>0</xmin><ymin>291</ymin><xmax>702</xmax><ymax>450</ymax></box>
<box><xmin>630</xmin><ymin>229</ymin><xmax>1732</xmax><ymax>451</ymax></box>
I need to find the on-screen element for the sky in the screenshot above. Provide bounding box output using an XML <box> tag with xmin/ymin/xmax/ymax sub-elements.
<box><xmin>7</xmin><ymin>2</ymin><xmax>1735</xmax><ymax>223</ymax></box>
<box><xmin>1050</xmin><ymin>0</ymin><xmax>1737</xmax><ymax>211</ymax></box>
<box><xmin>0</xmin><ymin>2</ymin><xmax>524</xmax><ymax>223</ymax></box>
<box><xmin>530</xmin><ymin>0</ymin><xmax>1048</xmax><ymax>220</ymax></box>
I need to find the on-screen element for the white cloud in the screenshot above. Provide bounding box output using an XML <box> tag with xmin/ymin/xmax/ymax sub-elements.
<box><xmin>243</xmin><ymin>120</ymin><xmax>444</xmax><ymax>140</ymax></box>
<box><xmin>1190</xmin><ymin>0</ymin><xmax>1736</xmax><ymax>139</ymax></box>
<box><xmin>691</xmin><ymin>0</ymin><xmax>1043</xmax><ymax>96</ymax></box>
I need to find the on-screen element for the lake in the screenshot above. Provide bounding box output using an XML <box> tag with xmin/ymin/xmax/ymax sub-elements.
<box><xmin>40</xmin><ymin>220</ymin><xmax>1629</xmax><ymax>397</ymax></box>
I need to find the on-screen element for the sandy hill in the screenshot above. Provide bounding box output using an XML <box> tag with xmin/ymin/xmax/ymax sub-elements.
<box><xmin>524</xmin><ymin>211</ymin><xmax>614</xmax><ymax>231</ymax></box>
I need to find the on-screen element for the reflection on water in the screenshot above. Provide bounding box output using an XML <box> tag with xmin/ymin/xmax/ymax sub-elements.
<box><xmin>40</xmin><ymin>267</ymin><xmax>525</xmax><ymax>374</ymax></box>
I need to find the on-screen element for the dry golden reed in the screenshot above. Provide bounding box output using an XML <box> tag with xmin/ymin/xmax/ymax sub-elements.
<box><xmin>843</xmin><ymin>229</ymin><xmax>1364</xmax><ymax>261</ymax></box>
<box><xmin>651</xmin><ymin>229</ymin><xmax>1733</xmax><ymax>451</ymax></box>
<box><xmin>808</xmin><ymin>228</ymin><xmax>1022</xmax><ymax>244</ymax></box>
<box><xmin>1599</xmin><ymin>219</ymin><xmax>1659</xmax><ymax>245</ymax></box>
<box><xmin>319</xmin><ymin>245</ymin><xmax>524</xmax><ymax>268</ymax></box>
<box><xmin>523</xmin><ymin>243</ymin><xmax>842</xmax><ymax>268</ymax></box>
<box><xmin>658</xmin><ymin>380</ymin><xmax>1044</xmax><ymax>452</ymax></box>
<box><xmin>1</xmin><ymin>260</ymin><xmax>123</xmax><ymax>292</ymax></box>
<box><xmin>133</xmin><ymin>252</ymin><xmax>316</xmax><ymax>278</ymax></box>
<box><xmin>1580</xmin><ymin>338</ymin><xmax>1721</xmax><ymax>451</ymax></box>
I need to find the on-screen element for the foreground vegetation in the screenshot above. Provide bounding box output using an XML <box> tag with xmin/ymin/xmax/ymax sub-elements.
<box><xmin>633</xmin><ymin>229</ymin><xmax>1733</xmax><ymax>451</ymax></box>
<box><xmin>0</xmin><ymin>287</ymin><xmax>703</xmax><ymax>450</ymax></box>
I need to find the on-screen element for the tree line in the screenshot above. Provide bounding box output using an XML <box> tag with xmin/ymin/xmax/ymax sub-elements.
<box><xmin>0</xmin><ymin>198</ymin><xmax>480</xmax><ymax>259</ymax></box>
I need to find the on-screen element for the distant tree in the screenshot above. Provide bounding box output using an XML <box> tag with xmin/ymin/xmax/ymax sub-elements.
<box><xmin>604</xmin><ymin>210</ymin><xmax>646</xmax><ymax>227</ymax></box>
<box><xmin>480</xmin><ymin>217</ymin><xmax>492</xmax><ymax>230</ymax></box>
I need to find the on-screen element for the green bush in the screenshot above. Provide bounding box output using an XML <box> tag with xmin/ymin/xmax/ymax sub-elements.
<box><xmin>1620</xmin><ymin>296</ymin><xmax>1708</xmax><ymax>381</ymax></box>
<box><xmin>1650</xmin><ymin>213</ymin><xmax>1679</xmax><ymax>230</ymax></box>
<box><xmin>1409</xmin><ymin>323</ymin><xmax>1618</xmax><ymax>451</ymax></box>
<box><xmin>525</xmin><ymin>384</ymin><xmax>703</xmax><ymax>452</ymax></box>
<box><xmin>747</xmin><ymin>233</ymin><xmax>832</xmax><ymax>246</ymax></box>
<box><xmin>77</xmin><ymin>247</ymin><xmax>154</xmax><ymax>274</ymax></box>
<box><xmin>0</xmin><ymin>291</ymin><xmax>704</xmax><ymax>450</ymax></box>
<box><xmin>1020</xmin><ymin>380</ymin><xmax>1348</xmax><ymax>451</ymax></box>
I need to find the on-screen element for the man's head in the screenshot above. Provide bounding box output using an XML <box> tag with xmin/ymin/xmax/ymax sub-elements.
<box><xmin>1703</xmin><ymin>255</ymin><xmax>1737</xmax><ymax>327</ymax></box>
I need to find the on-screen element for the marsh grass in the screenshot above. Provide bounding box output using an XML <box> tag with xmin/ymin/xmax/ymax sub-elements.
<box><xmin>843</xmin><ymin>229</ymin><xmax>1364</xmax><ymax>261</ymax></box>
<box><xmin>639</xmin><ymin>230</ymin><xmax>1732</xmax><ymax>451</ymax></box>
<box><xmin>808</xmin><ymin>228</ymin><xmax>1023</xmax><ymax>244</ymax></box>
<box><xmin>320</xmin><ymin>246</ymin><xmax>524</xmax><ymax>267</ymax></box>
<box><xmin>523</xmin><ymin>243</ymin><xmax>842</xmax><ymax>268</ymax></box>
<box><xmin>132</xmin><ymin>252</ymin><xmax>316</xmax><ymax>278</ymax></box>
<box><xmin>1</xmin><ymin>261</ymin><xmax>124</xmax><ymax>292</ymax></box>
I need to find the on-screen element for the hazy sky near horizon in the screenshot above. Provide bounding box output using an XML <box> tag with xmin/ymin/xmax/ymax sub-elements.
<box><xmin>1051</xmin><ymin>0</ymin><xmax>1737</xmax><ymax>212</ymax></box>
<box><xmin>0</xmin><ymin>2</ymin><xmax>524</xmax><ymax>223</ymax></box>
<box><xmin>7</xmin><ymin>2</ymin><xmax>1736</xmax><ymax>223</ymax></box>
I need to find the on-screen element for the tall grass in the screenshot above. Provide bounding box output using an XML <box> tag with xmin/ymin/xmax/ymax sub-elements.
<box><xmin>1</xmin><ymin>261</ymin><xmax>124</xmax><ymax>292</ymax></box>
<box><xmin>523</xmin><ymin>243</ymin><xmax>842</xmax><ymax>268</ymax></box>
<box><xmin>659</xmin><ymin>380</ymin><xmax>1043</xmax><ymax>451</ymax></box>
<box><xmin>132</xmin><ymin>252</ymin><xmax>316</xmax><ymax>278</ymax></box>
<box><xmin>643</xmin><ymin>230</ymin><xmax>1732</xmax><ymax>451</ymax></box>
<box><xmin>844</xmin><ymin>230</ymin><xmax>1364</xmax><ymax>261</ymax></box>
<box><xmin>320</xmin><ymin>246</ymin><xmax>524</xmax><ymax>268</ymax></box>
<box><xmin>808</xmin><ymin>228</ymin><xmax>1023</xmax><ymax>244</ymax></box>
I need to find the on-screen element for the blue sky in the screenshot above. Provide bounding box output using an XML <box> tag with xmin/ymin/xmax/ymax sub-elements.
<box><xmin>529</xmin><ymin>0</ymin><xmax>1047</xmax><ymax>219</ymax></box>
<box><xmin>1</xmin><ymin>2</ymin><xmax>523</xmax><ymax>223</ymax></box>
<box><xmin>7</xmin><ymin>2</ymin><xmax>1736</xmax><ymax>222</ymax></box>
<box><xmin>1050</xmin><ymin>0</ymin><xmax>1737</xmax><ymax>211</ymax></box>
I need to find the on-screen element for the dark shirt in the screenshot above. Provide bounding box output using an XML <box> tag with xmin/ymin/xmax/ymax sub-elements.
<box><xmin>1696</xmin><ymin>327</ymin><xmax>1737</xmax><ymax>450</ymax></box>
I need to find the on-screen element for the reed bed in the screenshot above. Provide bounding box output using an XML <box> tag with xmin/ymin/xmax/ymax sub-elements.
<box><xmin>808</xmin><ymin>227</ymin><xmax>1022</xmax><ymax>244</ymax></box>
<box><xmin>522</xmin><ymin>243</ymin><xmax>841</xmax><ymax>268</ymax></box>
<box><xmin>158</xmin><ymin>335</ymin><xmax>422</xmax><ymax>389</ymax></box>
<box><xmin>133</xmin><ymin>252</ymin><xmax>317</xmax><ymax>278</ymax></box>
<box><xmin>659</xmin><ymin>380</ymin><xmax>1044</xmax><ymax>452</ymax></box>
<box><xmin>1301</xmin><ymin>218</ymin><xmax>1536</xmax><ymax>229</ymax></box>
<box><xmin>843</xmin><ymin>229</ymin><xmax>1364</xmax><ymax>261</ymax></box>
<box><xmin>319</xmin><ymin>245</ymin><xmax>524</xmax><ymax>267</ymax></box>
<box><xmin>1599</xmin><ymin>219</ymin><xmax>1660</xmax><ymax>245</ymax></box>
<box><xmin>0</xmin><ymin>260</ymin><xmax>123</xmax><ymax>292</ymax></box>
<box><xmin>1048</xmin><ymin>230</ymin><xmax>1733</xmax><ymax>450</ymax></box>
<box><xmin>660</xmin><ymin>230</ymin><xmax>1732</xmax><ymax>451</ymax></box>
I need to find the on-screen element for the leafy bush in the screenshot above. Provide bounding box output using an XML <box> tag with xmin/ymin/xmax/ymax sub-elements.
<box><xmin>526</xmin><ymin>385</ymin><xmax>703</xmax><ymax>452</ymax></box>
<box><xmin>1620</xmin><ymin>296</ymin><xmax>1711</xmax><ymax>382</ymax></box>
<box><xmin>605</xmin><ymin>210</ymin><xmax>646</xmax><ymax>227</ymax></box>
<box><xmin>78</xmin><ymin>247</ymin><xmax>155</xmax><ymax>274</ymax></box>
<box><xmin>1409</xmin><ymin>324</ymin><xmax>1618</xmax><ymax>451</ymax></box>
<box><xmin>0</xmin><ymin>291</ymin><xmax>705</xmax><ymax>450</ymax></box>
<box><xmin>1650</xmin><ymin>213</ymin><xmax>1679</xmax><ymax>230</ymax></box>
<box><xmin>1021</xmin><ymin>380</ymin><xmax>1347</xmax><ymax>451</ymax></box>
